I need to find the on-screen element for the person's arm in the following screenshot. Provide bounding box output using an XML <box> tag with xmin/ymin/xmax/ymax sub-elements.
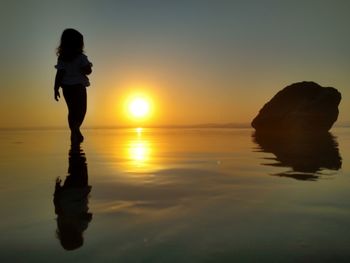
<box><xmin>81</xmin><ymin>63</ymin><xmax>92</xmax><ymax>75</ymax></box>
<box><xmin>54</xmin><ymin>69</ymin><xmax>65</xmax><ymax>101</ymax></box>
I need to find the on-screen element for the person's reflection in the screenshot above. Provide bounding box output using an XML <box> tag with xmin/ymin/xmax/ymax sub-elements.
<box><xmin>53</xmin><ymin>144</ymin><xmax>92</xmax><ymax>250</ymax></box>
<box><xmin>252</xmin><ymin>131</ymin><xmax>342</xmax><ymax>181</ymax></box>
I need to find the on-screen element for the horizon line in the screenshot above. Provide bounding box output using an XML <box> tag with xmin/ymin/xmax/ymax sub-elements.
<box><xmin>0</xmin><ymin>122</ymin><xmax>349</xmax><ymax>130</ymax></box>
<box><xmin>0</xmin><ymin>122</ymin><xmax>251</xmax><ymax>130</ymax></box>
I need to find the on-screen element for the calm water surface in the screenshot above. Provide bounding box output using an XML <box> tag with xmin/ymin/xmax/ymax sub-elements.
<box><xmin>0</xmin><ymin>128</ymin><xmax>349</xmax><ymax>262</ymax></box>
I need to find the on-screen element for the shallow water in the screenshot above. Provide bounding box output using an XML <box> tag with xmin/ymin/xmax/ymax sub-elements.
<box><xmin>0</xmin><ymin>128</ymin><xmax>349</xmax><ymax>262</ymax></box>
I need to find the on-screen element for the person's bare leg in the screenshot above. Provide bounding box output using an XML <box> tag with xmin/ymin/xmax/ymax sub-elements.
<box><xmin>63</xmin><ymin>85</ymin><xmax>86</xmax><ymax>144</ymax></box>
<box><xmin>76</xmin><ymin>87</ymin><xmax>87</xmax><ymax>142</ymax></box>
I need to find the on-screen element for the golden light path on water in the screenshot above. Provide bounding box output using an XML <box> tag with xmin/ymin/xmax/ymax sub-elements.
<box><xmin>128</xmin><ymin>128</ymin><xmax>150</xmax><ymax>164</ymax></box>
<box><xmin>126</xmin><ymin>128</ymin><xmax>153</xmax><ymax>171</ymax></box>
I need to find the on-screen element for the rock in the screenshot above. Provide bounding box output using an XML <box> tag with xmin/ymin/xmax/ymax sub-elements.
<box><xmin>251</xmin><ymin>81</ymin><xmax>341</xmax><ymax>132</ymax></box>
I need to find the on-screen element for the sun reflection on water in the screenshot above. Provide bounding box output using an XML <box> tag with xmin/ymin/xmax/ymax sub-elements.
<box><xmin>129</xmin><ymin>140</ymin><xmax>150</xmax><ymax>164</ymax></box>
<box><xmin>126</xmin><ymin>128</ymin><xmax>152</xmax><ymax>170</ymax></box>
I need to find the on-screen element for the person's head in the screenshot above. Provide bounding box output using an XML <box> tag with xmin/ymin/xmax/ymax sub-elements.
<box><xmin>57</xmin><ymin>28</ymin><xmax>84</xmax><ymax>61</ymax></box>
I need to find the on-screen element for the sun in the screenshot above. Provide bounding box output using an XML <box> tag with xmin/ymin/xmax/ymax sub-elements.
<box><xmin>128</xmin><ymin>97</ymin><xmax>150</xmax><ymax>118</ymax></box>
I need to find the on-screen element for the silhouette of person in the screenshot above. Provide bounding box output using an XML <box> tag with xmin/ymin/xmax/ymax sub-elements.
<box><xmin>53</xmin><ymin>144</ymin><xmax>92</xmax><ymax>250</ymax></box>
<box><xmin>54</xmin><ymin>28</ymin><xmax>92</xmax><ymax>144</ymax></box>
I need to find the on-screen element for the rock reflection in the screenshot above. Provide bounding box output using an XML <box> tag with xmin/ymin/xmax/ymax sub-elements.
<box><xmin>53</xmin><ymin>144</ymin><xmax>92</xmax><ymax>250</ymax></box>
<box><xmin>252</xmin><ymin>131</ymin><xmax>342</xmax><ymax>181</ymax></box>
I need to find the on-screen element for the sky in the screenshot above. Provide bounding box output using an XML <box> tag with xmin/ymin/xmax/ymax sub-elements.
<box><xmin>1</xmin><ymin>0</ymin><xmax>349</xmax><ymax>128</ymax></box>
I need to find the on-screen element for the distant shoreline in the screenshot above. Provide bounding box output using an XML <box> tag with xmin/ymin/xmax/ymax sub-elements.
<box><xmin>1</xmin><ymin>123</ymin><xmax>349</xmax><ymax>131</ymax></box>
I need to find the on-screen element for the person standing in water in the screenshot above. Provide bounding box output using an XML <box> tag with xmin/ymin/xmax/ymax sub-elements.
<box><xmin>54</xmin><ymin>28</ymin><xmax>92</xmax><ymax>144</ymax></box>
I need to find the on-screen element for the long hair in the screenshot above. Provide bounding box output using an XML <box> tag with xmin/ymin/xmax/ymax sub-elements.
<box><xmin>56</xmin><ymin>28</ymin><xmax>84</xmax><ymax>61</ymax></box>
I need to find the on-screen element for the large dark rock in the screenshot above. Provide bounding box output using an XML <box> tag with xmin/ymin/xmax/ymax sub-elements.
<box><xmin>252</xmin><ymin>81</ymin><xmax>341</xmax><ymax>132</ymax></box>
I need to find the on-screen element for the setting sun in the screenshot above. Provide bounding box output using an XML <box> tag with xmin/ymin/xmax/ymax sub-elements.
<box><xmin>125</xmin><ymin>94</ymin><xmax>153</xmax><ymax>121</ymax></box>
<box><xmin>128</xmin><ymin>97</ymin><xmax>150</xmax><ymax>119</ymax></box>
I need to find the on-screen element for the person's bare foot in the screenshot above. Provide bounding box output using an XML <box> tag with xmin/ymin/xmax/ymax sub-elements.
<box><xmin>71</xmin><ymin>131</ymin><xmax>83</xmax><ymax>144</ymax></box>
<box><xmin>77</xmin><ymin>130</ymin><xmax>84</xmax><ymax>143</ymax></box>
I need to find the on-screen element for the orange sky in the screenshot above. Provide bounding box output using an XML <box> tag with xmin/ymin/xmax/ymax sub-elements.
<box><xmin>1</xmin><ymin>1</ymin><xmax>349</xmax><ymax>128</ymax></box>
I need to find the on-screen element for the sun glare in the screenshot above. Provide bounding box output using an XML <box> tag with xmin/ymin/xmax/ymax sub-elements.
<box><xmin>128</xmin><ymin>97</ymin><xmax>150</xmax><ymax>118</ymax></box>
